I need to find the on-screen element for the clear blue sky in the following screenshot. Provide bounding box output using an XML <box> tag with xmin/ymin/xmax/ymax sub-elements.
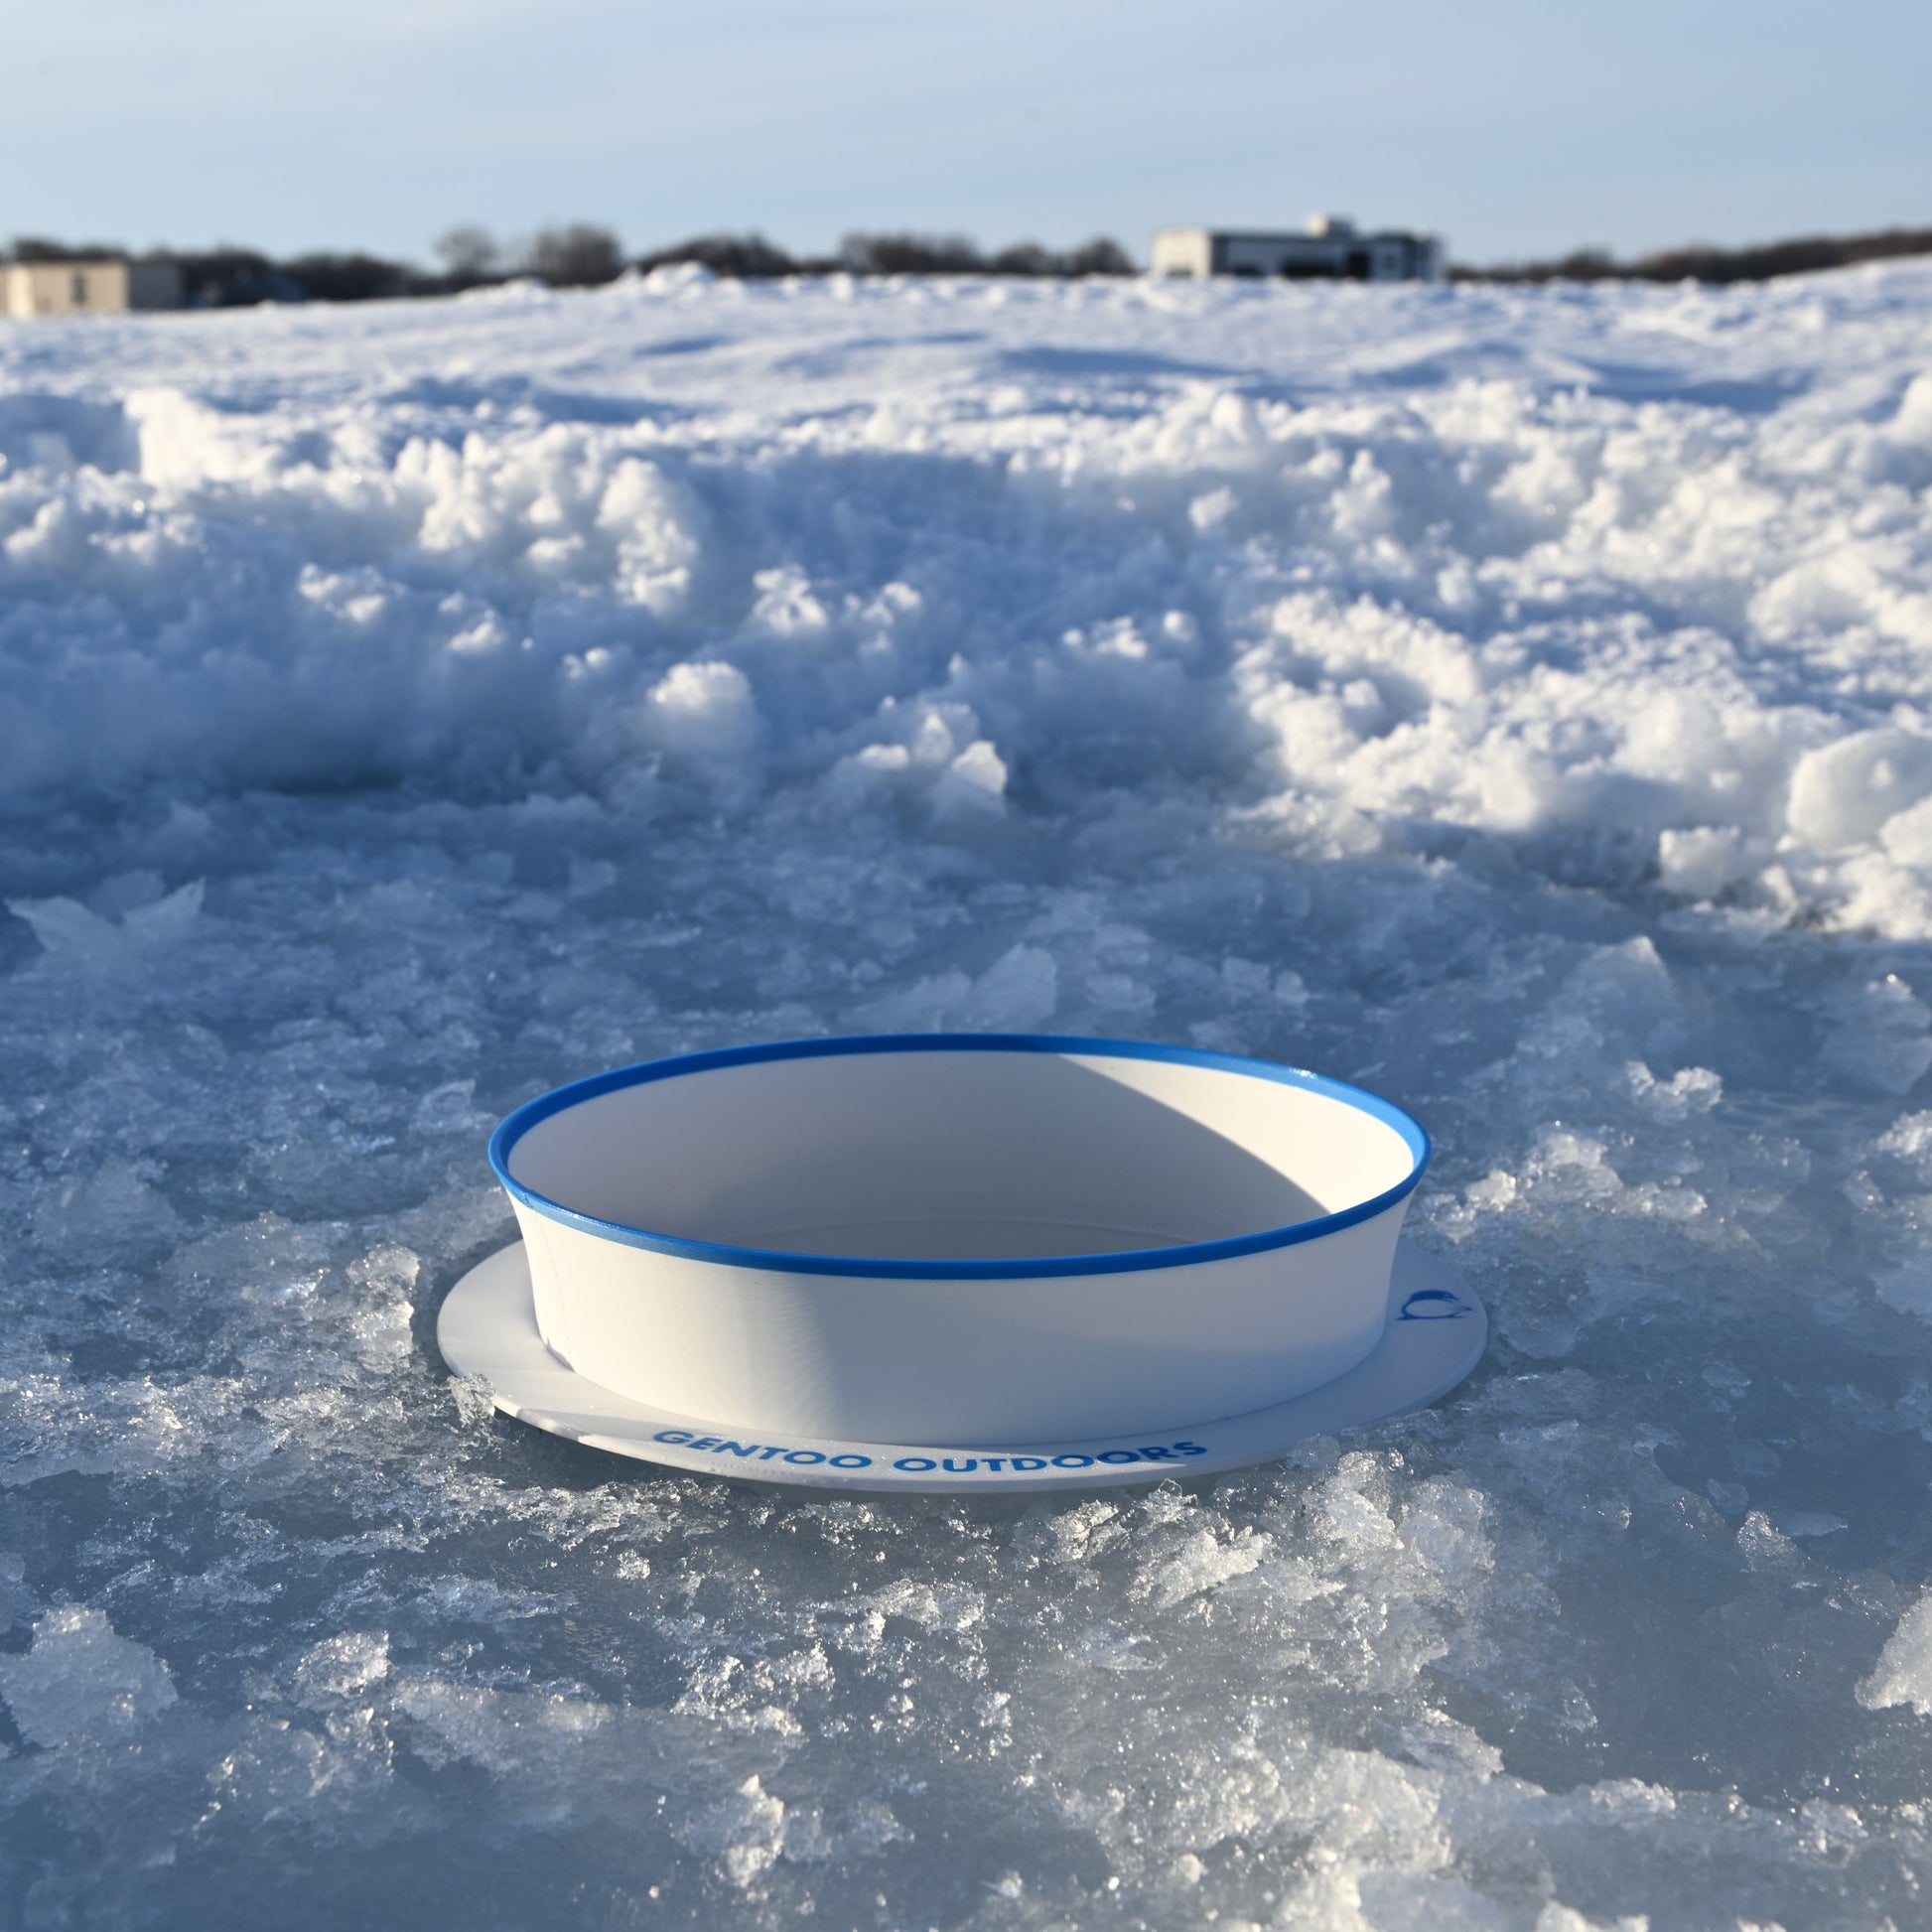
<box><xmin>8</xmin><ymin>0</ymin><xmax>1931</xmax><ymax>267</ymax></box>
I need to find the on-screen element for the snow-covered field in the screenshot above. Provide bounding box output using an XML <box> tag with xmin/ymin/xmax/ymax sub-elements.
<box><xmin>3</xmin><ymin>262</ymin><xmax>1932</xmax><ymax>1928</ymax></box>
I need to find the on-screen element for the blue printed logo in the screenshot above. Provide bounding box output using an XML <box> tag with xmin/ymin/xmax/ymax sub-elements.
<box><xmin>1396</xmin><ymin>1288</ymin><xmax>1470</xmax><ymax>1321</ymax></box>
<box><xmin>649</xmin><ymin>1430</ymin><xmax>1210</xmax><ymax>1476</ymax></box>
<box><xmin>888</xmin><ymin>1443</ymin><xmax>1207</xmax><ymax>1474</ymax></box>
<box><xmin>651</xmin><ymin>1431</ymin><xmax>874</xmax><ymax>1468</ymax></box>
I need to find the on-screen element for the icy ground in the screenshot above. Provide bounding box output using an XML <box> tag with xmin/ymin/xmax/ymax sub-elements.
<box><xmin>3</xmin><ymin>262</ymin><xmax>1932</xmax><ymax>1928</ymax></box>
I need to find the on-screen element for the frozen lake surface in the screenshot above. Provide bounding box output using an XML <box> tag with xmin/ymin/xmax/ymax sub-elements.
<box><xmin>4</xmin><ymin>263</ymin><xmax>1932</xmax><ymax>1928</ymax></box>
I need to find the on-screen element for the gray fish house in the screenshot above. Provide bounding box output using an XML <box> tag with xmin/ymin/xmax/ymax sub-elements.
<box><xmin>1152</xmin><ymin>215</ymin><xmax>1444</xmax><ymax>283</ymax></box>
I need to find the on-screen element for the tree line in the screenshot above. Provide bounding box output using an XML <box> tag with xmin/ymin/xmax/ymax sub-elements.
<box><xmin>11</xmin><ymin>219</ymin><xmax>1929</xmax><ymax>304</ymax></box>
<box><xmin>1</xmin><ymin>224</ymin><xmax>1136</xmax><ymax>308</ymax></box>
<box><xmin>1460</xmin><ymin>223</ymin><xmax>1932</xmax><ymax>285</ymax></box>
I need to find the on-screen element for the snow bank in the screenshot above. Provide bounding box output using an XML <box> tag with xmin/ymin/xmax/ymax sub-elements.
<box><xmin>4</xmin><ymin>268</ymin><xmax>1932</xmax><ymax>934</ymax></box>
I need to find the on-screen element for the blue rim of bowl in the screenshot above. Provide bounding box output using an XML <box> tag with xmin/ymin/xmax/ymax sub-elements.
<box><xmin>487</xmin><ymin>1033</ymin><xmax>1431</xmax><ymax>1281</ymax></box>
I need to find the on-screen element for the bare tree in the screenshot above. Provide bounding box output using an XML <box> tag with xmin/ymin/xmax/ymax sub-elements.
<box><xmin>839</xmin><ymin>232</ymin><xmax>986</xmax><ymax>275</ymax></box>
<box><xmin>1061</xmin><ymin>236</ymin><xmax>1135</xmax><ymax>277</ymax></box>
<box><xmin>285</xmin><ymin>253</ymin><xmax>411</xmax><ymax>302</ymax></box>
<box><xmin>990</xmin><ymin>242</ymin><xmax>1054</xmax><ymax>276</ymax></box>
<box><xmin>835</xmin><ymin>231</ymin><xmax>1136</xmax><ymax>278</ymax></box>
<box><xmin>10</xmin><ymin>234</ymin><xmax>126</xmax><ymax>262</ymax></box>
<box><xmin>434</xmin><ymin>225</ymin><xmax>501</xmax><ymax>283</ymax></box>
<box><xmin>633</xmin><ymin>231</ymin><xmax>796</xmax><ymax>278</ymax></box>
<box><xmin>526</xmin><ymin>224</ymin><xmax>623</xmax><ymax>287</ymax></box>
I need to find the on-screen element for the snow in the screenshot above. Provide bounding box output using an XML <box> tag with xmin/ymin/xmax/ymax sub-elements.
<box><xmin>2</xmin><ymin>262</ymin><xmax>1932</xmax><ymax>1924</ymax></box>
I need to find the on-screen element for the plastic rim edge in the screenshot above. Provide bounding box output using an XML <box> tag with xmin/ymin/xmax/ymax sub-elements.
<box><xmin>486</xmin><ymin>1031</ymin><xmax>1431</xmax><ymax>1281</ymax></box>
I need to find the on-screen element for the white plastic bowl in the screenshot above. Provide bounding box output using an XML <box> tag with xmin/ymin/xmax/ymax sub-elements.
<box><xmin>488</xmin><ymin>1034</ymin><xmax>1430</xmax><ymax>1448</ymax></box>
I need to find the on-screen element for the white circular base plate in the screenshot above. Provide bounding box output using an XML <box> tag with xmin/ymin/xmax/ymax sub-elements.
<box><xmin>437</xmin><ymin>1241</ymin><xmax>1485</xmax><ymax>1494</ymax></box>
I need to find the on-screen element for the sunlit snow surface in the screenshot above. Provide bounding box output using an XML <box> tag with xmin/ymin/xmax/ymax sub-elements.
<box><xmin>4</xmin><ymin>263</ymin><xmax>1932</xmax><ymax>1928</ymax></box>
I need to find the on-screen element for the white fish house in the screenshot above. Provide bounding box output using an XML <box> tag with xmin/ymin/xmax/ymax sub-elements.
<box><xmin>1152</xmin><ymin>216</ymin><xmax>1444</xmax><ymax>283</ymax></box>
<box><xmin>2</xmin><ymin>258</ymin><xmax>184</xmax><ymax>318</ymax></box>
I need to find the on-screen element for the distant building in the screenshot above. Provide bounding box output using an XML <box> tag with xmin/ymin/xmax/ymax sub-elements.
<box><xmin>1151</xmin><ymin>216</ymin><xmax>1445</xmax><ymax>283</ymax></box>
<box><xmin>2</xmin><ymin>258</ymin><xmax>184</xmax><ymax>318</ymax></box>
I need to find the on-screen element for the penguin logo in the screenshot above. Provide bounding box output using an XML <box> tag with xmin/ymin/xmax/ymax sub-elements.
<box><xmin>1397</xmin><ymin>1288</ymin><xmax>1470</xmax><ymax>1321</ymax></box>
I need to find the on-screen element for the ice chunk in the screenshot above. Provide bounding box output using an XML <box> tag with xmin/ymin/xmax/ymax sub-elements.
<box><xmin>345</xmin><ymin>1245</ymin><xmax>419</xmax><ymax>1366</ymax></box>
<box><xmin>1787</xmin><ymin>728</ymin><xmax>1932</xmax><ymax>853</ymax></box>
<box><xmin>293</xmin><ymin>1631</ymin><xmax>391</xmax><ymax>1705</ymax></box>
<box><xmin>932</xmin><ymin>738</ymin><xmax>1009</xmax><ymax>815</ymax></box>
<box><xmin>676</xmin><ymin>1774</ymin><xmax>787</xmax><ymax>1887</ymax></box>
<box><xmin>1623</xmin><ymin>1060</ymin><xmax>1723</xmax><ymax>1119</ymax></box>
<box><xmin>1825</xmin><ymin>974</ymin><xmax>1932</xmax><ymax>1094</ymax></box>
<box><xmin>850</xmin><ymin>941</ymin><xmax>1057</xmax><ymax>1032</ymax></box>
<box><xmin>1860</xmin><ymin>1590</ymin><xmax>1932</xmax><ymax>1717</ymax></box>
<box><xmin>637</xmin><ymin>660</ymin><xmax>759</xmax><ymax>763</ymax></box>
<box><xmin>29</xmin><ymin>1154</ymin><xmax>181</xmax><ymax>1261</ymax></box>
<box><xmin>0</xmin><ymin>1606</ymin><xmax>177</xmax><ymax>1746</ymax></box>
<box><xmin>0</xmin><ymin>1556</ymin><xmax>31</xmax><ymax>1635</ymax></box>
<box><xmin>6</xmin><ymin>878</ymin><xmax>203</xmax><ymax>972</ymax></box>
